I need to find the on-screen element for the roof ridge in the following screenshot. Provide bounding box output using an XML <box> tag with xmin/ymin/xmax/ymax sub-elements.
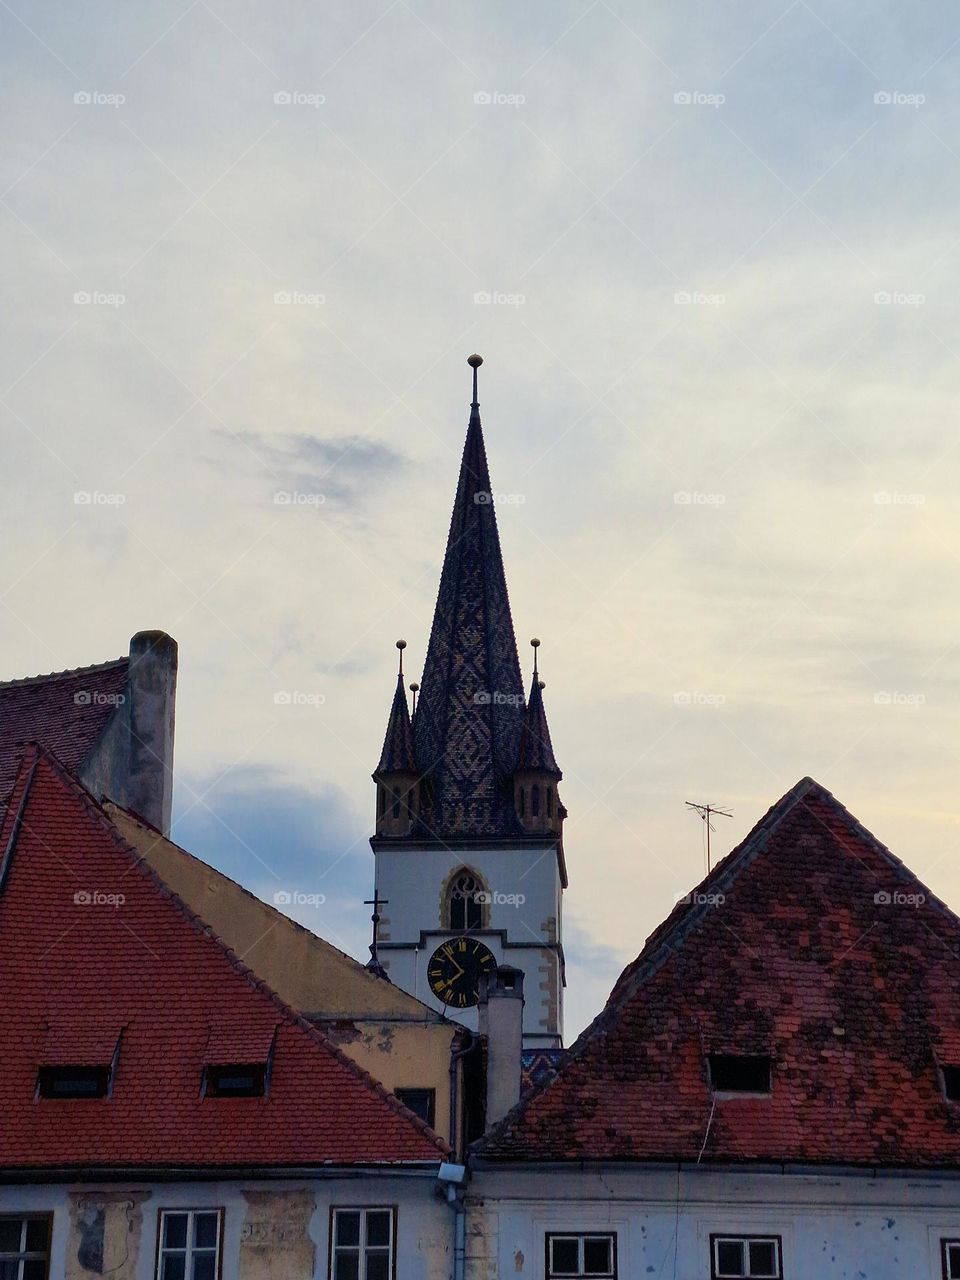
<box><xmin>19</xmin><ymin>747</ymin><xmax>449</xmax><ymax>1158</ymax></box>
<box><xmin>104</xmin><ymin>802</ymin><xmax>452</xmax><ymax>1024</ymax></box>
<box><xmin>0</xmin><ymin>655</ymin><xmax>127</xmax><ymax>689</ymax></box>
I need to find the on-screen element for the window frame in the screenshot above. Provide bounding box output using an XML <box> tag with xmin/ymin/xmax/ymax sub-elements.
<box><xmin>155</xmin><ymin>1207</ymin><xmax>224</xmax><ymax>1280</ymax></box>
<box><xmin>0</xmin><ymin>1212</ymin><xmax>53</xmax><ymax>1280</ymax></box>
<box><xmin>544</xmin><ymin>1232</ymin><xmax>617</xmax><ymax>1280</ymax></box>
<box><xmin>445</xmin><ymin>868</ymin><xmax>486</xmax><ymax>932</ymax></box>
<box><xmin>328</xmin><ymin>1206</ymin><xmax>398</xmax><ymax>1280</ymax></box>
<box><xmin>710</xmin><ymin>1233</ymin><xmax>783</xmax><ymax>1279</ymax></box>
<box><xmin>708</xmin><ymin>1054</ymin><xmax>772</xmax><ymax>1096</ymax></box>
<box><xmin>943</xmin><ymin>1238</ymin><xmax>960</xmax><ymax>1279</ymax></box>
<box><xmin>394</xmin><ymin>1087</ymin><xmax>436</xmax><ymax>1129</ymax></box>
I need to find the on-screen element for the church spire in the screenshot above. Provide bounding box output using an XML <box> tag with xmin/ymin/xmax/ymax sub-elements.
<box><xmin>413</xmin><ymin>355</ymin><xmax>525</xmax><ymax>838</ymax></box>
<box><xmin>373</xmin><ymin>641</ymin><xmax>420</xmax><ymax>836</ymax></box>
<box><xmin>514</xmin><ymin>639</ymin><xmax>564</xmax><ymax>836</ymax></box>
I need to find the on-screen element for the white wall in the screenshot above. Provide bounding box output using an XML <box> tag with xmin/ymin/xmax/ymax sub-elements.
<box><xmin>374</xmin><ymin>843</ymin><xmax>563</xmax><ymax>1044</ymax></box>
<box><xmin>467</xmin><ymin>1165</ymin><xmax>960</xmax><ymax>1280</ymax></box>
<box><xmin>0</xmin><ymin>1173</ymin><xmax>451</xmax><ymax>1280</ymax></box>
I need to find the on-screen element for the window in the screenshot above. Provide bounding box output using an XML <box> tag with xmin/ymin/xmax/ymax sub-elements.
<box><xmin>942</xmin><ymin>1066</ymin><xmax>960</xmax><ymax>1102</ymax></box>
<box><xmin>157</xmin><ymin>1210</ymin><xmax>221</xmax><ymax>1280</ymax></box>
<box><xmin>391</xmin><ymin>787</ymin><xmax>400</xmax><ymax>819</ymax></box>
<box><xmin>447</xmin><ymin>870</ymin><xmax>483</xmax><ymax>931</ymax></box>
<box><xmin>0</xmin><ymin>1215</ymin><xmax>51</xmax><ymax>1279</ymax></box>
<box><xmin>711</xmin><ymin>1235</ymin><xmax>781</xmax><ymax>1278</ymax></box>
<box><xmin>204</xmin><ymin>1063</ymin><xmax>266</xmax><ymax>1097</ymax></box>
<box><xmin>330</xmin><ymin>1208</ymin><xmax>395</xmax><ymax>1280</ymax></box>
<box><xmin>545</xmin><ymin>1234</ymin><xmax>616</xmax><ymax>1279</ymax></box>
<box><xmin>708</xmin><ymin>1054</ymin><xmax>771</xmax><ymax>1094</ymax></box>
<box><xmin>944</xmin><ymin>1239</ymin><xmax>960</xmax><ymax>1279</ymax></box>
<box><xmin>37</xmin><ymin>1064</ymin><xmax>110</xmax><ymax>1098</ymax></box>
<box><xmin>519</xmin><ymin>787</ymin><xmax>526</xmax><ymax>817</ymax></box>
<box><xmin>395</xmin><ymin>1087</ymin><xmax>435</xmax><ymax>1128</ymax></box>
<box><xmin>532</xmin><ymin>785</ymin><xmax>540</xmax><ymax>817</ymax></box>
<box><xmin>547</xmin><ymin>787</ymin><xmax>554</xmax><ymax>818</ymax></box>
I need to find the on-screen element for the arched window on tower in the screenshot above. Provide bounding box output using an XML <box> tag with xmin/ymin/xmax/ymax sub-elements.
<box><xmin>532</xmin><ymin>785</ymin><xmax>541</xmax><ymax>818</ymax></box>
<box><xmin>519</xmin><ymin>786</ymin><xmax>526</xmax><ymax>817</ymax></box>
<box><xmin>447</xmin><ymin>870</ymin><xmax>484</xmax><ymax>931</ymax></box>
<box><xmin>546</xmin><ymin>787</ymin><xmax>553</xmax><ymax>818</ymax></box>
<box><xmin>392</xmin><ymin>786</ymin><xmax>401</xmax><ymax>819</ymax></box>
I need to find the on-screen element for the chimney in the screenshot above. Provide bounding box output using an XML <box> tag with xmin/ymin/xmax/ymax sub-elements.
<box><xmin>126</xmin><ymin>631</ymin><xmax>178</xmax><ymax>835</ymax></box>
<box><xmin>482</xmin><ymin>966</ymin><xmax>524</xmax><ymax>1129</ymax></box>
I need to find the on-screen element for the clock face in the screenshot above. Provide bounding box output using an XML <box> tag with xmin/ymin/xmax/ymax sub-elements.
<box><xmin>427</xmin><ymin>938</ymin><xmax>496</xmax><ymax>1008</ymax></box>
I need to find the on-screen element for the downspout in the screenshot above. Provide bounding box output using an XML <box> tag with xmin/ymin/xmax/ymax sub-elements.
<box><xmin>453</xmin><ymin>1190</ymin><xmax>466</xmax><ymax>1280</ymax></box>
<box><xmin>449</xmin><ymin>1029</ymin><xmax>478</xmax><ymax>1154</ymax></box>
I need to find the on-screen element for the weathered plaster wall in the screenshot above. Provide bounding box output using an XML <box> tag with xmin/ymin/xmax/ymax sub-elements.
<box><xmin>3</xmin><ymin>1175</ymin><xmax>449</xmax><ymax>1280</ymax></box>
<box><xmin>468</xmin><ymin>1165</ymin><xmax>960</xmax><ymax>1280</ymax></box>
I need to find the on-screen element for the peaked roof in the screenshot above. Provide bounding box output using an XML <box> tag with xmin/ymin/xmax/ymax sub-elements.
<box><xmin>516</xmin><ymin>677</ymin><xmax>561</xmax><ymax>777</ymax></box>
<box><xmin>0</xmin><ymin>657</ymin><xmax>128</xmax><ymax>810</ymax></box>
<box><xmin>375</xmin><ymin>675</ymin><xmax>417</xmax><ymax>776</ymax></box>
<box><xmin>0</xmin><ymin>747</ymin><xmax>446</xmax><ymax>1171</ymax></box>
<box><xmin>478</xmin><ymin>777</ymin><xmax>960</xmax><ymax>1168</ymax></box>
<box><xmin>411</xmin><ymin>396</ymin><xmax>525</xmax><ymax>838</ymax></box>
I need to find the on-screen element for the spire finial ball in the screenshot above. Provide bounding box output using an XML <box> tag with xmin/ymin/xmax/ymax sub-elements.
<box><xmin>467</xmin><ymin>354</ymin><xmax>483</xmax><ymax>368</ymax></box>
<box><xmin>396</xmin><ymin>639</ymin><xmax>406</xmax><ymax>650</ymax></box>
<box><xmin>409</xmin><ymin>682</ymin><xmax>419</xmax><ymax>693</ymax></box>
<box><xmin>530</xmin><ymin>638</ymin><xmax>540</xmax><ymax>648</ymax></box>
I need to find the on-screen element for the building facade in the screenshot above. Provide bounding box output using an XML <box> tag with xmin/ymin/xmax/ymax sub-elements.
<box><xmin>370</xmin><ymin>358</ymin><xmax>566</xmax><ymax>1049</ymax></box>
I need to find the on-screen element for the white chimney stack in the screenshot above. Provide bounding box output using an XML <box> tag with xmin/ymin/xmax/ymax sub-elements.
<box><xmin>482</xmin><ymin>965</ymin><xmax>524</xmax><ymax>1129</ymax></box>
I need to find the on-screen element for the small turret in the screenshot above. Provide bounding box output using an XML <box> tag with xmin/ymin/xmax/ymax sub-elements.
<box><xmin>514</xmin><ymin>639</ymin><xmax>564</xmax><ymax>836</ymax></box>
<box><xmin>373</xmin><ymin>641</ymin><xmax>421</xmax><ymax>837</ymax></box>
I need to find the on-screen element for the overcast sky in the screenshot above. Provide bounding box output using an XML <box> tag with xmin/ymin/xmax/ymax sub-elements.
<box><xmin>3</xmin><ymin>1</ymin><xmax>960</xmax><ymax>1038</ymax></box>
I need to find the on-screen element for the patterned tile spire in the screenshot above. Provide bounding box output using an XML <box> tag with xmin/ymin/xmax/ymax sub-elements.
<box><xmin>516</xmin><ymin>662</ymin><xmax>562</xmax><ymax>778</ymax></box>
<box><xmin>374</xmin><ymin>641</ymin><xmax>416</xmax><ymax>776</ymax></box>
<box><xmin>413</xmin><ymin>356</ymin><xmax>525</xmax><ymax>837</ymax></box>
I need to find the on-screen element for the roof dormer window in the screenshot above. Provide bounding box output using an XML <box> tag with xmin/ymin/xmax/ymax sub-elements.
<box><xmin>37</xmin><ymin>1064</ymin><xmax>111</xmax><ymax>1099</ymax></box>
<box><xmin>708</xmin><ymin>1054</ymin><xmax>771</xmax><ymax>1095</ymax></box>
<box><xmin>202</xmin><ymin>1024</ymin><xmax>276</xmax><ymax>1099</ymax></box>
<box><xmin>941</xmin><ymin>1064</ymin><xmax>960</xmax><ymax>1102</ymax></box>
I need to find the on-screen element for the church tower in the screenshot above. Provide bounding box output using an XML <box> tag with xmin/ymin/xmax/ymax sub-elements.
<box><xmin>370</xmin><ymin>356</ymin><xmax>566</xmax><ymax>1049</ymax></box>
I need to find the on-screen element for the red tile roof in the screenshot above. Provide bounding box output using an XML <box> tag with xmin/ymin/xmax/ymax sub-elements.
<box><xmin>0</xmin><ymin>659</ymin><xmax>128</xmax><ymax>808</ymax></box>
<box><xmin>0</xmin><ymin>746</ymin><xmax>446</xmax><ymax>1171</ymax></box>
<box><xmin>479</xmin><ymin>777</ymin><xmax>960</xmax><ymax>1169</ymax></box>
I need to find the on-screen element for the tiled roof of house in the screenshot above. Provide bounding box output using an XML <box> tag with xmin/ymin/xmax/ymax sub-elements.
<box><xmin>0</xmin><ymin>746</ymin><xmax>447</xmax><ymax>1171</ymax></box>
<box><xmin>479</xmin><ymin>777</ymin><xmax>960</xmax><ymax>1168</ymax></box>
<box><xmin>411</xmin><ymin>394</ymin><xmax>526</xmax><ymax>838</ymax></box>
<box><xmin>0</xmin><ymin>658</ymin><xmax>128</xmax><ymax>808</ymax></box>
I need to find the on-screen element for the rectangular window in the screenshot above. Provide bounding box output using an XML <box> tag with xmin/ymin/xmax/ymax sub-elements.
<box><xmin>0</xmin><ymin>1214</ymin><xmax>52</xmax><ymax>1280</ymax></box>
<box><xmin>157</xmin><ymin>1209</ymin><xmax>222</xmax><ymax>1280</ymax></box>
<box><xmin>330</xmin><ymin>1208</ymin><xmax>395</xmax><ymax>1280</ymax></box>
<box><xmin>37</xmin><ymin>1064</ymin><xmax>111</xmax><ymax>1099</ymax></box>
<box><xmin>942</xmin><ymin>1066</ymin><xmax>960</xmax><ymax>1102</ymax></box>
<box><xmin>943</xmin><ymin>1239</ymin><xmax>960</xmax><ymax>1279</ymax></box>
<box><xmin>545</xmin><ymin>1233</ymin><xmax>616</xmax><ymax>1279</ymax></box>
<box><xmin>204</xmin><ymin>1063</ymin><xmax>266</xmax><ymax>1098</ymax></box>
<box><xmin>394</xmin><ymin>1088</ymin><xmax>435</xmax><ymax>1128</ymax></box>
<box><xmin>708</xmin><ymin>1054</ymin><xmax>772</xmax><ymax>1095</ymax></box>
<box><xmin>711</xmin><ymin>1235</ymin><xmax>782</xmax><ymax>1278</ymax></box>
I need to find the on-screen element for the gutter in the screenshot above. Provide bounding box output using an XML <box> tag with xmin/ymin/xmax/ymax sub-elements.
<box><xmin>0</xmin><ymin>1163</ymin><xmax>444</xmax><ymax>1186</ymax></box>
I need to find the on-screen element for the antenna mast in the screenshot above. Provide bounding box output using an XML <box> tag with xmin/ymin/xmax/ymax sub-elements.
<box><xmin>685</xmin><ymin>801</ymin><xmax>732</xmax><ymax>873</ymax></box>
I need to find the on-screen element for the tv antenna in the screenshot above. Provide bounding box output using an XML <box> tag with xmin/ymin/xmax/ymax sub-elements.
<box><xmin>685</xmin><ymin>801</ymin><xmax>732</xmax><ymax>873</ymax></box>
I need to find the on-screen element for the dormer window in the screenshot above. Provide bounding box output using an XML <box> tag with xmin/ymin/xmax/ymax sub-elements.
<box><xmin>37</xmin><ymin>1022</ymin><xmax>121</xmax><ymax>1099</ymax></box>
<box><xmin>202</xmin><ymin>1025</ymin><xmax>276</xmax><ymax>1099</ymax></box>
<box><xmin>941</xmin><ymin>1064</ymin><xmax>960</xmax><ymax>1102</ymax></box>
<box><xmin>708</xmin><ymin>1054</ymin><xmax>771</xmax><ymax>1095</ymax></box>
<box><xmin>37</xmin><ymin>1064</ymin><xmax>110</xmax><ymax>1099</ymax></box>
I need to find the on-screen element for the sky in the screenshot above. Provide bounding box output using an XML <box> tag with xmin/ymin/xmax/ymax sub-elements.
<box><xmin>3</xmin><ymin>1</ymin><xmax>960</xmax><ymax>1039</ymax></box>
